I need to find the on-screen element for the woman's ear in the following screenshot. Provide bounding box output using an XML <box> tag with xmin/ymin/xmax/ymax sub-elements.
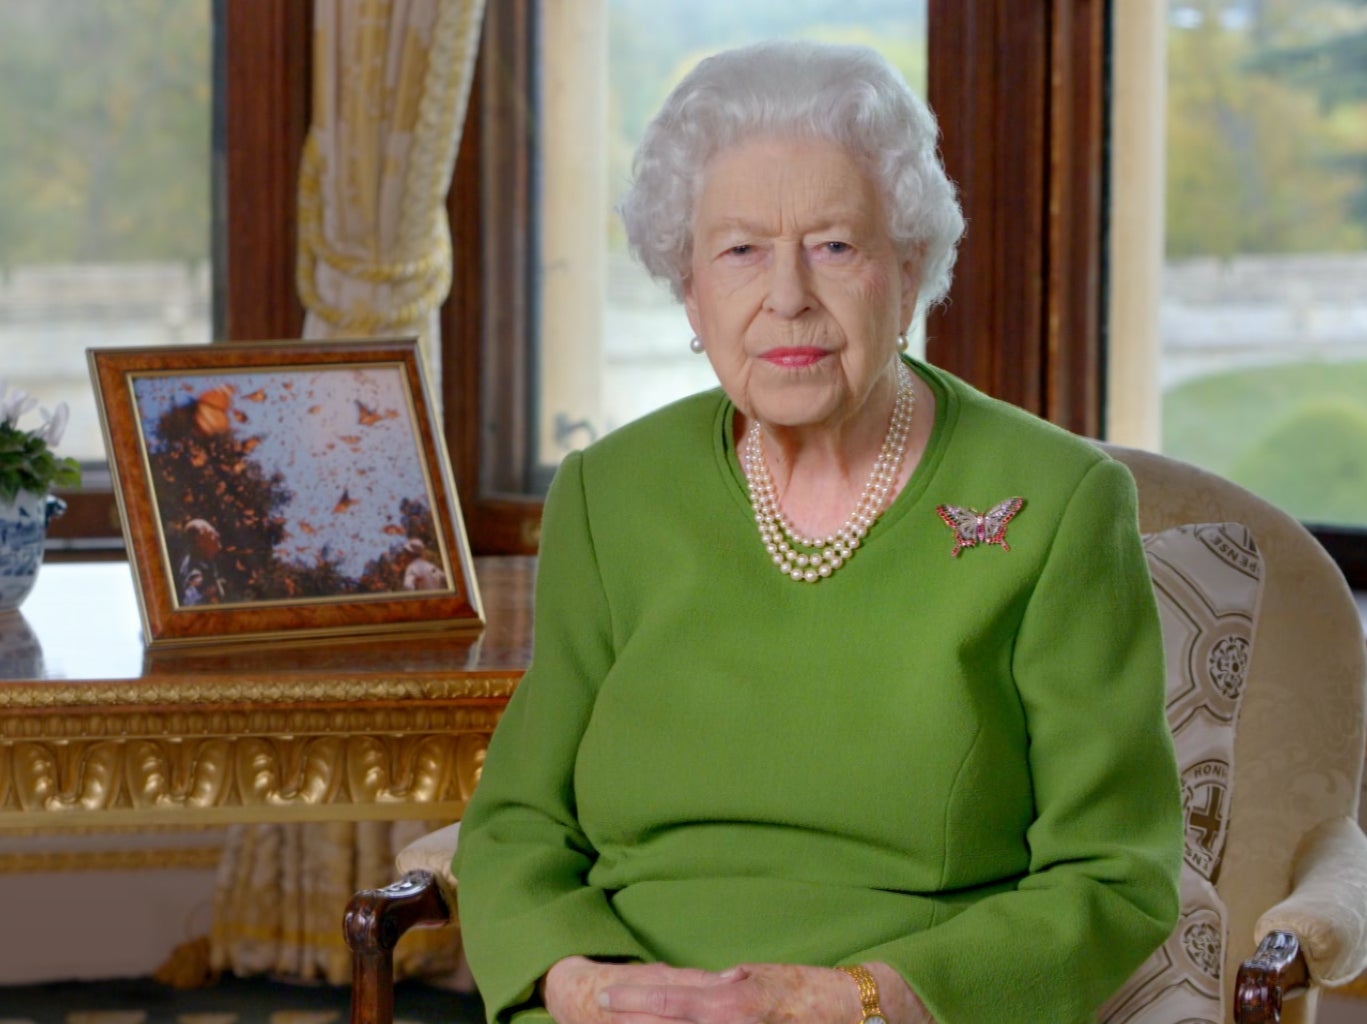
<box><xmin>683</xmin><ymin>276</ymin><xmax>702</xmax><ymax>335</ymax></box>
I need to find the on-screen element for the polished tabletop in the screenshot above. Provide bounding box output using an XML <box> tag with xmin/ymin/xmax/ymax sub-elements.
<box><xmin>0</xmin><ymin>556</ymin><xmax>534</xmax><ymax>828</ymax></box>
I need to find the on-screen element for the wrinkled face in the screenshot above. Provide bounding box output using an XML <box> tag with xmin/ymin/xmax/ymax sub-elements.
<box><xmin>683</xmin><ymin>136</ymin><xmax>919</xmax><ymax>431</ymax></box>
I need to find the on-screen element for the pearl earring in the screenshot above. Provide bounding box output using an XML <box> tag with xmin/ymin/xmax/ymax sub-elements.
<box><xmin>897</xmin><ymin>331</ymin><xmax>909</xmax><ymax>352</ymax></box>
<box><xmin>690</xmin><ymin>336</ymin><xmax>704</xmax><ymax>354</ymax></box>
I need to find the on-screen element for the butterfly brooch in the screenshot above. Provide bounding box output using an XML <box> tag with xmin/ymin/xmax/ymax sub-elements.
<box><xmin>936</xmin><ymin>497</ymin><xmax>1025</xmax><ymax>557</ymax></box>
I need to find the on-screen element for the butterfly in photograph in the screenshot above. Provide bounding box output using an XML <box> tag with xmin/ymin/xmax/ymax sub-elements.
<box><xmin>936</xmin><ymin>497</ymin><xmax>1025</xmax><ymax>557</ymax></box>
<box><xmin>356</xmin><ymin>400</ymin><xmax>399</xmax><ymax>427</ymax></box>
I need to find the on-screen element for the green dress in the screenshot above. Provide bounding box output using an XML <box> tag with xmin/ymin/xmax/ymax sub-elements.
<box><xmin>454</xmin><ymin>359</ymin><xmax>1183</xmax><ymax>1024</ymax></box>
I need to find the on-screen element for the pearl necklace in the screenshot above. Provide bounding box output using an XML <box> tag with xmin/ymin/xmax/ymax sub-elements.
<box><xmin>741</xmin><ymin>362</ymin><xmax>915</xmax><ymax>583</ymax></box>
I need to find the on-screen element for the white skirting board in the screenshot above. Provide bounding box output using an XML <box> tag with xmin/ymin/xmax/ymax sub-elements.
<box><xmin>0</xmin><ymin>830</ymin><xmax>225</xmax><ymax>984</ymax></box>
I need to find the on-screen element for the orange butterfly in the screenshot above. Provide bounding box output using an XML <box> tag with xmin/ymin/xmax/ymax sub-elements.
<box><xmin>193</xmin><ymin>386</ymin><xmax>235</xmax><ymax>436</ymax></box>
<box><xmin>357</xmin><ymin>401</ymin><xmax>400</xmax><ymax>426</ymax></box>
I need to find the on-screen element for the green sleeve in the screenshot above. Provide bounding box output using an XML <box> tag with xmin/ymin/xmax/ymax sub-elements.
<box><xmin>851</xmin><ymin>459</ymin><xmax>1183</xmax><ymax>1024</ymax></box>
<box><xmin>452</xmin><ymin>451</ymin><xmax>650</xmax><ymax>1022</ymax></box>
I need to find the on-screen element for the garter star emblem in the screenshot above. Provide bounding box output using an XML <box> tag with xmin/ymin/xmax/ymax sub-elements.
<box><xmin>936</xmin><ymin>497</ymin><xmax>1025</xmax><ymax>557</ymax></box>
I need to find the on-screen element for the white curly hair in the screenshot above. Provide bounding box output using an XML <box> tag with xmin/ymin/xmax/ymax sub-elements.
<box><xmin>620</xmin><ymin>39</ymin><xmax>965</xmax><ymax>315</ymax></box>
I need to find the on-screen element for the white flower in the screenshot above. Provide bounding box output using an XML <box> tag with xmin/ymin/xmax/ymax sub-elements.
<box><xmin>0</xmin><ymin>380</ymin><xmax>38</xmax><ymax>427</ymax></box>
<box><xmin>37</xmin><ymin>403</ymin><xmax>70</xmax><ymax>447</ymax></box>
<box><xmin>0</xmin><ymin>380</ymin><xmax>80</xmax><ymax>502</ymax></box>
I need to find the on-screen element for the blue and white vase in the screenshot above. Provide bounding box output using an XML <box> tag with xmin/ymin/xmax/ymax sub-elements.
<box><xmin>0</xmin><ymin>492</ymin><xmax>66</xmax><ymax>613</ymax></box>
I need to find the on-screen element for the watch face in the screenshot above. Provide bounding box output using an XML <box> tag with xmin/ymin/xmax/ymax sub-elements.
<box><xmin>867</xmin><ymin>1017</ymin><xmax>889</xmax><ymax>1024</ymax></box>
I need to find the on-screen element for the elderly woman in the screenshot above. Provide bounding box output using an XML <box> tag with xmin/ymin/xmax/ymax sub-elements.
<box><xmin>454</xmin><ymin>40</ymin><xmax>1182</xmax><ymax>1024</ymax></box>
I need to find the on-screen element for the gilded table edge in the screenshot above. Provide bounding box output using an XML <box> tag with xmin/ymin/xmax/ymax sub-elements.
<box><xmin>0</xmin><ymin>670</ymin><xmax>522</xmax><ymax>709</ymax></box>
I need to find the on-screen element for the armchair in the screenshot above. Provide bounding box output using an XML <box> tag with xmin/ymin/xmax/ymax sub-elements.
<box><xmin>346</xmin><ymin>444</ymin><xmax>1367</xmax><ymax>1024</ymax></box>
<box><xmin>1101</xmin><ymin>443</ymin><xmax>1367</xmax><ymax>1023</ymax></box>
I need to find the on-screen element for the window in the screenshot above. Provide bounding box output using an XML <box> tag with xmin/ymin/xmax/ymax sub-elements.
<box><xmin>1111</xmin><ymin>0</ymin><xmax>1367</xmax><ymax>584</ymax></box>
<box><xmin>1160</xmin><ymin>1</ymin><xmax>1367</xmax><ymax>535</ymax></box>
<box><xmin>5</xmin><ymin>2</ymin><xmax>1107</xmax><ymax>559</ymax></box>
<box><xmin>467</xmin><ymin>1</ymin><xmax>928</xmax><ymax>500</ymax></box>
<box><xmin>1</xmin><ymin>1</ymin><xmax>214</xmax><ymax>549</ymax></box>
<box><xmin>534</xmin><ymin>1</ymin><xmax>928</xmax><ymax>494</ymax></box>
<box><xmin>88</xmin><ymin>3</ymin><xmax>1358</xmax><ymax>584</ymax></box>
<box><xmin>451</xmin><ymin>0</ymin><xmax>1110</xmax><ymax>552</ymax></box>
<box><xmin>11</xmin><ymin>2</ymin><xmax>312</xmax><ymax>552</ymax></box>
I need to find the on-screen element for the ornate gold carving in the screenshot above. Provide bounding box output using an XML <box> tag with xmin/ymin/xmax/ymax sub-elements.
<box><xmin>0</xmin><ymin>731</ymin><xmax>492</xmax><ymax>824</ymax></box>
<box><xmin>0</xmin><ymin>705</ymin><xmax>506</xmax><ymax>742</ymax></box>
<box><xmin>0</xmin><ymin>673</ymin><xmax>520</xmax><ymax>710</ymax></box>
<box><xmin>131</xmin><ymin>738</ymin><xmax>232</xmax><ymax>809</ymax></box>
<box><xmin>0</xmin><ymin>846</ymin><xmax>222</xmax><ymax>874</ymax></box>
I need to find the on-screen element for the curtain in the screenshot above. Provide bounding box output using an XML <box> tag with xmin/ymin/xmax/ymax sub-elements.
<box><xmin>207</xmin><ymin>819</ymin><xmax>463</xmax><ymax>985</ymax></box>
<box><xmin>204</xmin><ymin>0</ymin><xmax>485</xmax><ymax>987</ymax></box>
<box><xmin>296</xmin><ymin>0</ymin><xmax>485</xmax><ymax>387</ymax></box>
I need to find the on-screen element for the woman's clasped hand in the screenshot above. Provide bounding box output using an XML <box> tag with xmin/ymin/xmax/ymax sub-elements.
<box><xmin>544</xmin><ymin>957</ymin><xmax>929</xmax><ymax>1024</ymax></box>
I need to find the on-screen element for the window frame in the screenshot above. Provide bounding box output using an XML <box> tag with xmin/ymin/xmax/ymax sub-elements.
<box><xmin>47</xmin><ymin>0</ymin><xmax>311</xmax><ymax>557</ymax></box>
<box><xmin>439</xmin><ymin>0</ymin><xmax>545</xmax><ymax>555</ymax></box>
<box><xmin>925</xmin><ymin>0</ymin><xmax>1108</xmax><ymax>436</ymax></box>
<box><xmin>51</xmin><ymin>0</ymin><xmax>1367</xmax><ymax>589</ymax></box>
<box><xmin>444</xmin><ymin>0</ymin><xmax>1114</xmax><ymax>555</ymax></box>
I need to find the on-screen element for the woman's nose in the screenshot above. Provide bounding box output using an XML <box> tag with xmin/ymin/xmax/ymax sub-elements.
<box><xmin>764</xmin><ymin>245</ymin><xmax>813</xmax><ymax>318</ymax></box>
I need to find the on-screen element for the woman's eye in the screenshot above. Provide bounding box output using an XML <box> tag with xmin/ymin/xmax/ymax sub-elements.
<box><xmin>821</xmin><ymin>241</ymin><xmax>852</xmax><ymax>255</ymax></box>
<box><xmin>726</xmin><ymin>244</ymin><xmax>754</xmax><ymax>257</ymax></box>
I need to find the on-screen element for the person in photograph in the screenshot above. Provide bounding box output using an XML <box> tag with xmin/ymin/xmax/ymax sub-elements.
<box><xmin>454</xmin><ymin>40</ymin><xmax>1182</xmax><ymax>1024</ymax></box>
<box><xmin>178</xmin><ymin>517</ymin><xmax>225</xmax><ymax>604</ymax></box>
<box><xmin>402</xmin><ymin>537</ymin><xmax>447</xmax><ymax>591</ymax></box>
<box><xmin>181</xmin><ymin>567</ymin><xmax>209</xmax><ymax>606</ymax></box>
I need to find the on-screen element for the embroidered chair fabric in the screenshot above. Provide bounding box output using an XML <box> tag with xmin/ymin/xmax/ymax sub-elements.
<box><xmin>1098</xmin><ymin>443</ymin><xmax>1367</xmax><ymax>1024</ymax></box>
<box><xmin>345</xmin><ymin>444</ymin><xmax>1367</xmax><ymax>1024</ymax></box>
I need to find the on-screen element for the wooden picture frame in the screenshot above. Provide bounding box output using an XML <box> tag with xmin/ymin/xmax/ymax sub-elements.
<box><xmin>89</xmin><ymin>339</ymin><xmax>483</xmax><ymax>648</ymax></box>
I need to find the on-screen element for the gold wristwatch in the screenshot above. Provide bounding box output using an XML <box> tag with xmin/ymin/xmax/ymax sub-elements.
<box><xmin>836</xmin><ymin>964</ymin><xmax>889</xmax><ymax>1024</ymax></box>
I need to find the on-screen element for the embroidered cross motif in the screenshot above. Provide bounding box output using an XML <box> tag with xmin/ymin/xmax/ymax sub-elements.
<box><xmin>1188</xmin><ymin>783</ymin><xmax>1225</xmax><ymax>853</ymax></box>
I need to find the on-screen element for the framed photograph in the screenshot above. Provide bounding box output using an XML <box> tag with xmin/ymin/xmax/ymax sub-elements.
<box><xmin>89</xmin><ymin>339</ymin><xmax>483</xmax><ymax>648</ymax></box>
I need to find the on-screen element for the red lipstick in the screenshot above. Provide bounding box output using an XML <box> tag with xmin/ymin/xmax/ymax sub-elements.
<box><xmin>761</xmin><ymin>347</ymin><xmax>828</xmax><ymax>368</ymax></box>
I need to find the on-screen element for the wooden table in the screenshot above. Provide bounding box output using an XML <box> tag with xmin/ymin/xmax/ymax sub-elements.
<box><xmin>0</xmin><ymin>557</ymin><xmax>532</xmax><ymax>829</ymax></box>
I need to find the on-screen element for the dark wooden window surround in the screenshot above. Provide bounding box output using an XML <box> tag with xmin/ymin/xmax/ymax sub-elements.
<box><xmin>442</xmin><ymin>0</ymin><xmax>1114</xmax><ymax>555</ymax></box>
<box><xmin>49</xmin><ymin>0</ymin><xmax>1365</xmax><ymax>588</ymax></box>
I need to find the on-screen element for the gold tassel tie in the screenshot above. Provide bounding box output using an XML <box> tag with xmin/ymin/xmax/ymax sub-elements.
<box><xmin>296</xmin><ymin>135</ymin><xmax>452</xmax><ymax>335</ymax></box>
<box><xmin>153</xmin><ymin>934</ymin><xmax>220</xmax><ymax>990</ymax></box>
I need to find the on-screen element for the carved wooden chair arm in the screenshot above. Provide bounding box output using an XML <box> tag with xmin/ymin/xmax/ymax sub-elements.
<box><xmin>345</xmin><ymin>869</ymin><xmax>452</xmax><ymax>1024</ymax></box>
<box><xmin>1234</xmin><ymin>930</ymin><xmax>1311</xmax><ymax>1024</ymax></box>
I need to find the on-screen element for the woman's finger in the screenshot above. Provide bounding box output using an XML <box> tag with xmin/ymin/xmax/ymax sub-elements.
<box><xmin>601</xmin><ymin>982</ymin><xmax>730</xmax><ymax>1021</ymax></box>
<box><xmin>608</xmin><ymin>963</ymin><xmax>737</xmax><ymax>988</ymax></box>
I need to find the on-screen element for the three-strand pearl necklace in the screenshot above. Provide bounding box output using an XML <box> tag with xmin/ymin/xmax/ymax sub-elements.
<box><xmin>741</xmin><ymin>361</ymin><xmax>915</xmax><ymax>583</ymax></box>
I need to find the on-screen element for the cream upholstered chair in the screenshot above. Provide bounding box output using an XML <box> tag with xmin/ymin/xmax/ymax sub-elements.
<box><xmin>1097</xmin><ymin>444</ymin><xmax>1367</xmax><ymax>1024</ymax></box>
<box><xmin>345</xmin><ymin>444</ymin><xmax>1367</xmax><ymax>1024</ymax></box>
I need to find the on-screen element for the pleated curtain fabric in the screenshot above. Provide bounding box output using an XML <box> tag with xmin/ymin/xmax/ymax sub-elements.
<box><xmin>297</xmin><ymin>0</ymin><xmax>485</xmax><ymax>386</ymax></box>
<box><xmin>207</xmin><ymin>0</ymin><xmax>485</xmax><ymax>985</ymax></box>
<box><xmin>209</xmin><ymin>818</ymin><xmax>464</xmax><ymax>985</ymax></box>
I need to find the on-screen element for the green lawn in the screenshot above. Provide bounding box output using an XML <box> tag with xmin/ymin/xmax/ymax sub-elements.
<box><xmin>1161</xmin><ymin>360</ymin><xmax>1367</xmax><ymax>527</ymax></box>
